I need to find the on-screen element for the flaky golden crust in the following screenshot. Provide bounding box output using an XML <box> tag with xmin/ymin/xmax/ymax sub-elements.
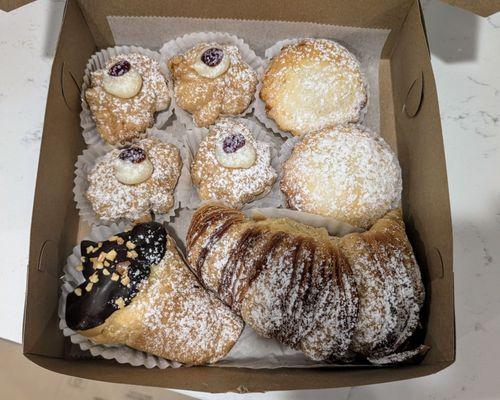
<box><xmin>168</xmin><ymin>43</ymin><xmax>258</xmax><ymax>127</ymax></box>
<box><xmin>186</xmin><ymin>204</ymin><xmax>424</xmax><ymax>363</ymax></box>
<box><xmin>79</xmin><ymin>236</ymin><xmax>243</xmax><ymax>365</ymax></box>
<box><xmin>261</xmin><ymin>39</ymin><xmax>367</xmax><ymax>136</ymax></box>
<box><xmin>85</xmin><ymin>53</ymin><xmax>171</xmax><ymax>145</ymax></box>
<box><xmin>86</xmin><ymin>138</ymin><xmax>182</xmax><ymax>222</ymax></box>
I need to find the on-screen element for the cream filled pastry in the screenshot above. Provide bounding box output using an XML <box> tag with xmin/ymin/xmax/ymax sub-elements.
<box><xmin>85</xmin><ymin>53</ymin><xmax>171</xmax><ymax>145</ymax></box>
<box><xmin>280</xmin><ymin>125</ymin><xmax>402</xmax><ymax>229</ymax></box>
<box><xmin>191</xmin><ymin>119</ymin><xmax>276</xmax><ymax>208</ymax></box>
<box><xmin>86</xmin><ymin>138</ymin><xmax>181</xmax><ymax>222</ymax></box>
<box><xmin>65</xmin><ymin>222</ymin><xmax>243</xmax><ymax>365</ymax></box>
<box><xmin>261</xmin><ymin>39</ymin><xmax>367</xmax><ymax>136</ymax></box>
<box><xmin>168</xmin><ymin>43</ymin><xmax>258</xmax><ymax>127</ymax></box>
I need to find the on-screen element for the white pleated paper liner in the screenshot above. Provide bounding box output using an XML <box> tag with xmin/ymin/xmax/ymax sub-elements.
<box><xmin>254</xmin><ymin>38</ymin><xmax>369</xmax><ymax>139</ymax></box>
<box><xmin>180</xmin><ymin>117</ymin><xmax>284</xmax><ymax>210</ymax></box>
<box><xmin>81</xmin><ymin>45</ymin><xmax>174</xmax><ymax>147</ymax></box>
<box><xmin>159</xmin><ymin>32</ymin><xmax>265</xmax><ymax>129</ymax></box>
<box><xmin>73</xmin><ymin>123</ymin><xmax>190</xmax><ymax>226</ymax></box>
<box><xmin>58</xmin><ymin>222</ymin><xmax>181</xmax><ymax>369</ymax></box>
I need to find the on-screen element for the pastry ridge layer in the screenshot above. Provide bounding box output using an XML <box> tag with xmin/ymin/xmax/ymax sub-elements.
<box><xmin>186</xmin><ymin>204</ymin><xmax>425</xmax><ymax>363</ymax></box>
<box><xmin>66</xmin><ymin>222</ymin><xmax>243</xmax><ymax>365</ymax></box>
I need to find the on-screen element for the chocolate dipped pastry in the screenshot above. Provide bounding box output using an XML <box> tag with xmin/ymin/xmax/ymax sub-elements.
<box><xmin>65</xmin><ymin>222</ymin><xmax>243</xmax><ymax>365</ymax></box>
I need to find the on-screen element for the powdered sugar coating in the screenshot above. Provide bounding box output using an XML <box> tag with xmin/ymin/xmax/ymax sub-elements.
<box><xmin>191</xmin><ymin>119</ymin><xmax>277</xmax><ymax>208</ymax></box>
<box><xmin>261</xmin><ymin>39</ymin><xmax>367</xmax><ymax>136</ymax></box>
<box><xmin>85</xmin><ymin>53</ymin><xmax>171</xmax><ymax>145</ymax></box>
<box><xmin>281</xmin><ymin>125</ymin><xmax>402</xmax><ymax>229</ymax></box>
<box><xmin>169</xmin><ymin>43</ymin><xmax>258</xmax><ymax>127</ymax></box>
<box><xmin>186</xmin><ymin>205</ymin><xmax>425</xmax><ymax>364</ymax></box>
<box><xmin>86</xmin><ymin>137</ymin><xmax>181</xmax><ymax>222</ymax></box>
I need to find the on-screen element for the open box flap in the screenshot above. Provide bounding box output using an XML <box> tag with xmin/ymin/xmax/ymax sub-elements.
<box><xmin>443</xmin><ymin>0</ymin><xmax>500</xmax><ymax>17</ymax></box>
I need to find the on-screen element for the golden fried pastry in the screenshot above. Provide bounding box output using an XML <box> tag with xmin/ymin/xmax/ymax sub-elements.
<box><xmin>191</xmin><ymin>119</ymin><xmax>277</xmax><ymax>208</ymax></box>
<box><xmin>85</xmin><ymin>53</ymin><xmax>171</xmax><ymax>144</ymax></box>
<box><xmin>261</xmin><ymin>39</ymin><xmax>367</xmax><ymax>136</ymax></box>
<box><xmin>65</xmin><ymin>222</ymin><xmax>243</xmax><ymax>365</ymax></box>
<box><xmin>186</xmin><ymin>204</ymin><xmax>425</xmax><ymax>363</ymax></box>
<box><xmin>168</xmin><ymin>43</ymin><xmax>258</xmax><ymax>127</ymax></box>
<box><xmin>86</xmin><ymin>137</ymin><xmax>181</xmax><ymax>222</ymax></box>
<box><xmin>281</xmin><ymin>125</ymin><xmax>402</xmax><ymax>229</ymax></box>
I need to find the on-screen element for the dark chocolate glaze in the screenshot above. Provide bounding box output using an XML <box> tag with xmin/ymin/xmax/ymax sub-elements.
<box><xmin>65</xmin><ymin>222</ymin><xmax>167</xmax><ymax>331</ymax></box>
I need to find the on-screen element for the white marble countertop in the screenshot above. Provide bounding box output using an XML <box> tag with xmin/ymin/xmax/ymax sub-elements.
<box><xmin>1</xmin><ymin>1</ymin><xmax>499</xmax><ymax>399</ymax></box>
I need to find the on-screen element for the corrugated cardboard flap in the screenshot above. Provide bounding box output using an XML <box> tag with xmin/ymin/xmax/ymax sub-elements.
<box><xmin>442</xmin><ymin>0</ymin><xmax>500</xmax><ymax>17</ymax></box>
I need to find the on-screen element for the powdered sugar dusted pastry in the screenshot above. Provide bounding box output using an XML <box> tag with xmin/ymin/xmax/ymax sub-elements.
<box><xmin>86</xmin><ymin>137</ymin><xmax>181</xmax><ymax>222</ymax></box>
<box><xmin>65</xmin><ymin>222</ymin><xmax>243</xmax><ymax>365</ymax></box>
<box><xmin>168</xmin><ymin>43</ymin><xmax>258</xmax><ymax>127</ymax></box>
<box><xmin>186</xmin><ymin>204</ymin><xmax>425</xmax><ymax>363</ymax></box>
<box><xmin>191</xmin><ymin>119</ymin><xmax>277</xmax><ymax>208</ymax></box>
<box><xmin>85</xmin><ymin>54</ymin><xmax>171</xmax><ymax>144</ymax></box>
<box><xmin>281</xmin><ymin>125</ymin><xmax>401</xmax><ymax>229</ymax></box>
<box><xmin>261</xmin><ymin>39</ymin><xmax>367</xmax><ymax>136</ymax></box>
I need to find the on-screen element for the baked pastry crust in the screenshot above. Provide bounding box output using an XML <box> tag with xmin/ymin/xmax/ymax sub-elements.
<box><xmin>281</xmin><ymin>125</ymin><xmax>402</xmax><ymax>229</ymax></box>
<box><xmin>261</xmin><ymin>39</ymin><xmax>367</xmax><ymax>136</ymax></box>
<box><xmin>67</xmin><ymin>223</ymin><xmax>243</xmax><ymax>365</ymax></box>
<box><xmin>168</xmin><ymin>43</ymin><xmax>258</xmax><ymax>127</ymax></box>
<box><xmin>85</xmin><ymin>53</ymin><xmax>171</xmax><ymax>145</ymax></box>
<box><xmin>186</xmin><ymin>204</ymin><xmax>424</xmax><ymax>363</ymax></box>
<box><xmin>86</xmin><ymin>137</ymin><xmax>181</xmax><ymax>222</ymax></box>
<box><xmin>191</xmin><ymin>119</ymin><xmax>277</xmax><ymax>208</ymax></box>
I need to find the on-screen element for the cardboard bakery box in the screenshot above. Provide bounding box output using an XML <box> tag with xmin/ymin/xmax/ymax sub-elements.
<box><xmin>22</xmin><ymin>0</ymin><xmax>493</xmax><ymax>393</ymax></box>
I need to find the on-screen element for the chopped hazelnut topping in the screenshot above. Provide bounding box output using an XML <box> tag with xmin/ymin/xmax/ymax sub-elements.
<box><xmin>74</xmin><ymin>288</ymin><xmax>82</xmax><ymax>296</ymax></box>
<box><xmin>97</xmin><ymin>242</ymin><xmax>103</xmax><ymax>248</ymax></box>
<box><xmin>94</xmin><ymin>261</ymin><xmax>104</xmax><ymax>270</ymax></box>
<box><xmin>126</xmin><ymin>241</ymin><xmax>136</xmax><ymax>250</ymax></box>
<box><xmin>97</xmin><ymin>252</ymin><xmax>106</xmax><ymax>262</ymax></box>
<box><xmin>104</xmin><ymin>261</ymin><xmax>110</xmax><ymax>267</ymax></box>
<box><xmin>85</xmin><ymin>282</ymin><xmax>93</xmax><ymax>292</ymax></box>
<box><xmin>109</xmin><ymin>235</ymin><xmax>120</xmax><ymax>242</ymax></box>
<box><xmin>127</xmin><ymin>250</ymin><xmax>138</xmax><ymax>259</ymax></box>
<box><xmin>103</xmin><ymin>268</ymin><xmax>110</xmax><ymax>276</ymax></box>
<box><xmin>116</xmin><ymin>237</ymin><xmax>125</xmax><ymax>245</ymax></box>
<box><xmin>89</xmin><ymin>273</ymin><xmax>99</xmax><ymax>283</ymax></box>
<box><xmin>75</xmin><ymin>265</ymin><xmax>84</xmax><ymax>272</ymax></box>
<box><xmin>121</xmin><ymin>276</ymin><xmax>130</xmax><ymax>286</ymax></box>
<box><xmin>90</xmin><ymin>257</ymin><xmax>97</xmax><ymax>263</ymax></box>
<box><xmin>115</xmin><ymin>297</ymin><xmax>125</xmax><ymax>309</ymax></box>
<box><xmin>111</xmin><ymin>273</ymin><xmax>120</xmax><ymax>281</ymax></box>
<box><xmin>86</xmin><ymin>245</ymin><xmax>95</xmax><ymax>253</ymax></box>
<box><xmin>80</xmin><ymin>256</ymin><xmax>86</xmax><ymax>262</ymax></box>
<box><xmin>106</xmin><ymin>249</ymin><xmax>117</xmax><ymax>261</ymax></box>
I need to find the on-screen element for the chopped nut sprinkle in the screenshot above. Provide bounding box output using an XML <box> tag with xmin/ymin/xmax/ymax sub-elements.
<box><xmin>80</xmin><ymin>256</ymin><xmax>86</xmax><ymax>262</ymax></box>
<box><xmin>94</xmin><ymin>261</ymin><xmax>104</xmax><ymax>269</ymax></box>
<box><xmin>121</xmin><ymin>276</ymin><xmax>130</xmax><ymax>286</ymax></box>
<box><xmin>86</xmin><ymin>245</ymin><xmax>95</xmax><ymax>253</ymax></box>
<box><xmin>106</xmin><ymin>249</ymin><xmax>117</xmax><ymax>261</ymax></box>
<box><xmin>127</xmin><ymin>250</ymin><xmax>138</xmax><ymax>259</ymax></box>
<box><xmin>103</xmin><ymin>268</ymin><xmax>110</xmax><ymax>276</ymax></box>
<box><xmin>97</xmin><ymin>252</ymin><xmax>106</xmax><ymax>262</ymax></box>
<box><xmin>74</xmin><ymin>288</ymin><xmax>82</xmax><ymax>296</ymax></box>
<box><xmin>116</xmin><ymin>237</ymin><xmax>125</xmax><ymax>245</ymax></box>
<box><xmin>89</xmin><ymin>273</ymin><xmax>99</xmax><ymax>283</ymax></box>
<box><xmin>85</xmin><ymin>282</ymin><xmax>93</xmax><ymax>292</ymax></box>
<box><xmin>115</xmin><ymin>297</ymin><xmax>125</xmax><ymax>309</ymax></box>
<box><xmin>75</xmin><ymin>265</ymin><xmax>84</xmax><ymax>272</ymax></box>
<box><xmin>126</xmin><ymin>241</ymin><xmax>136</xmax><ymax>250</ymax></box>
<box><xmin>111</xmin><ymin>273</ymin><xmax>120</xmax><ymax>281</ymax></box>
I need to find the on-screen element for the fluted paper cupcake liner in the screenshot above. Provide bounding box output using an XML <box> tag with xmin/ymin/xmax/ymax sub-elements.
<box><xmin>254</xmin><ymin>38</ymin><xmax>369</xmax><ymax>138</ymax></box>
<box><xmin>58</xmin><ymin>222</ymin><xmax>181</xmax><ymax>369</ymax></box>
<box><xmin>159</xmin><ymin>32</ymin><xmax>265</xmax><ymax>129</ymax></box>
<box><xmin>180</xmin><ymin>117</ymin><xmax>284</xmax><ymax>210</ymax></box>
<box><xmin>81</xmin><ymin>45</ymin><xmax>174</xmax><ymax>147</ymax></box>
<box><xmin>74</xmin><ymin>123</ymin><xmax>189</xmax><ymax>226</ymax></box>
